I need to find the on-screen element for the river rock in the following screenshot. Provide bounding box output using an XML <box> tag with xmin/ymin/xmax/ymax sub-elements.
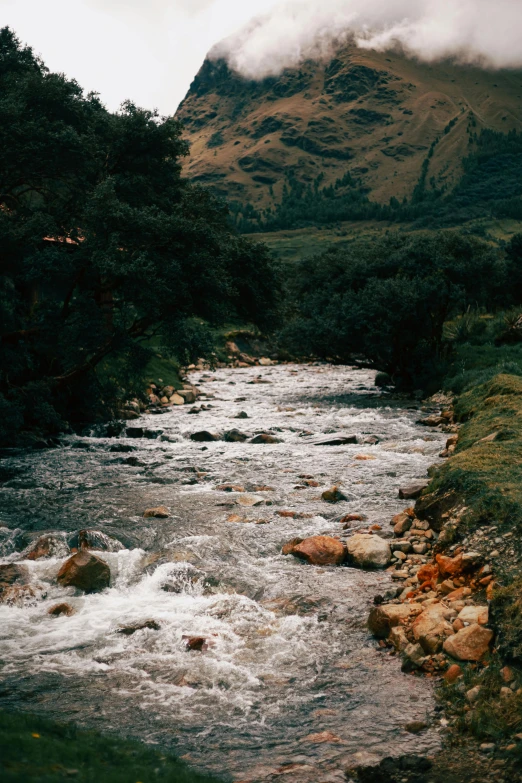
<box><xmin>223</xmin><ymin>429</ymin><xmax>248</xmax><ymax>443</ymax></box>
<box><xmin>399</xmin><ymin>481</ymin><xmax>430</xmax><ymax>500</ymax></box>
<box><xmin>389</xmin><ymin>626</ymin><xmax>409</xmax><ymax>652</ymax></box>
<box><xmin>250</xmin><ymin>433</ymin><xmax>282</xmax><ymax>444</ymax></box>
<box><xmin>368</xmin><ymin>603</ymin><xmax>422</xmax><ymax>638</ymax></box>
<box><xmin>282</xmin><ymin>537</ymin><xmax>304</xmax><ymax>555</ymax></box>
<box><xmin>117</xmin><ymin>620</ymin><xmax>161</xmax><ymax>635</ymax></box>
<box><xmin>444</xmin><ymin>664</ymin><xmax>463</xmax><ymax>684</ymax></box>
<box><xmin>236</xmin><ymin>494</ymin><xmax>265</xmax><ymax>507</ymax></box>
<box><xmin>284</xmin><ymin>536</ymin><xmax>346</xmax><ymax>566</ymax></box>
<box><xmin>0</xmin><ymin>564</ymin><xmax>28</xmax><ymax>598</ymax></box>
<box><xmin>170</xmin><ymin>393</ymin><xmax>185</xmax><ymax>405</ymax></box>
<box><xmin>178</xmin><ymin>389</ymin><xmax>197</xmax><ymax>404</ymax></box>
<box><xmin>190</xmin><ymin>431</ymin><xmax>219</xmax><ymax>442</ymax></box>
<box><xmin>183</xmin><ymin>635</ymin><xmax>208</xmax><ymax>651</ymax></box>
<box><xmin>322</xmin><ymin>486</ymin><xmax>348</xmax><ymax>503</ymax></box>
<box><xmin>312</xmin><ymin>434</ymin><xmax>357</xmax><ymax>446</ymax></box>
<box><xmin>57</xmin><ymin>551</ymin><xmax>110</xmax><ymax>593</ymax></box>
<box><xmin>346</xmin><ymin>534</ymin><xmax>391</xmax><ymax>569</ymax></box>
<box><xmin>235</xmin><ymin>411</ymin><xmax>249</xmax><ymax>419</ymax></box>
<box><xmin>412</xmin><ymin>604</ymin><xmax>456</xmax><ymax>654</ymax></box>
<box><xmin>401</xmin><ymin>642</ymin><xmax>426</xmax><ymax>672</ymax></box>
<box><xmin>48</xmin><ymin>603</ymin><xmax>75</xmax><ymax>617</ymax></box>
<box><xmin>436</xmin><ymin>553</ymin><xmax>463</xmax><ymax>577</ymax></box>
<box><xmin>126</xmin><ymin>428</ymin><xmax>162</xmax><ymax>439</ymax></box>
<box><xmin>458</xmin><ymin>605</ymin><xmax>489</xmax><ymax>626</ymax></box>
<box><xmin>443</xmin><ymin>624</ymin><xmax>494</xmax><ymax>661</ymax></box>
<box><xmin>24</xmin><ymin>534</ymin><xmax>69</xmax><ymax>560</ymax></box>
<box><xmin>143</xmin><ymin>506</ymin><xmax>170</xmax><ymax>518</ymax></box>
<box><xmin>393</xmin><ymin>512</ymin><xmax>412</xmax><ymax>536</ymax></box>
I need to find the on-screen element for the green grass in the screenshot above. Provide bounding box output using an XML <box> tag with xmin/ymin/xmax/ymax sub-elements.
<box><xmin>0</xmin><ymin>710</ymin><xmax>224</xmax><ymax>783</ymax></box>
<box><xmin>429</xmin><ymin>374</ymin><xmax>522</xmax><ymax>544</ymax></box>
<box><xmin>424</xmin><ymin>372</ymin><xmax>522</xmax><ymax>748</ymax></box>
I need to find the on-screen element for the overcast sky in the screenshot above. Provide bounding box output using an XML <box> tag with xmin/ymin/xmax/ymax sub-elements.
<box><xmin>2</xmin><ymin>0</ymin><xmax>522</xmax><ymax>116</ymax></box>
<box><xmin>0</xmin><ymin>0</ymin><xmax>279</xmax><ymax>114</ymax></box>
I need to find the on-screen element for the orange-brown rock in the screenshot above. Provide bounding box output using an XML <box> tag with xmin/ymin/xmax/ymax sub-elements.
<box><xmin>26</xmin><ymin>535</ymin><xmax>68</xmax><ymax>561</ymax></box>
<box><xmin>368</xmin><ymin>603</ymin><xmax>423</xmax><ymax>638</ymax></box>
<box><xmin>340</xmin><ymin>513</ymin><xmax>366</xmax><ymax>524</ymax></box>
<box><xmin>412</xmin><ymin>604</ymin><xmax>456</xmax><ymax>654</ymax></box>
<box><xmin>321</xmin><ymin>486</ymin><xmax>348</xmax><ymax>503</ymax></box>
<box><xmin>276</xmin><ymin>510</ymin><xmax>296</xmax><ymax>518</ymax></box>
<box><xmin>0</xmin><ymin>564</ymin><xmax>28</xmax><ymax>597</ymax></box>
<box><xmin>436</xmin><ymin>553</ymin><xmax>463</xmax><ymax>577</ymax></box>
<box><xmin>216</xmin><ymin>484</ymin><xmax>245</xmax><ymax>492</ymax></box>
<box><xmin>446</xmin><ymin>586</ymin><xmax>472</xmax><ymax>601</ymax></box>
<box><xmin>143</xmin><ymin>506</ymin><xmax>170</xmax><ymax>518</ymax></box>
<box><xmin>281</xmin><ymin>538</ymin><xmax>304</xmax><ymax>555</ymax></box>
<box><xmin>444</xmin><ymin>664</ymin><xmax>463</xmax><ymax>684</ymax></box>
<box><xmin>183</xmin><ymin>636</ymin><xmax>208</xmax><ymax>651</ymax></box>
<box><xmin>48</xmin><ymin>603</ymin><xmax>75</xmax><ymax>617</ymax></box>
<box><xmin>443</xmin><ymin>624</ymin><xmax>494</xmax><ymax>662</ymax></box>
<box><xmin>284</xmin><ymin>536</ymin><xmax>346</xmax><ymax>566</ymax></box>
<box><xmin>57</xmin><ymin>551</ymin><xmax>110</xmax><ymax>593</ymax></box>
<box><xmin>417</xmin><ymin>564</ymin><xmax>439</xmax><ymax>585</ymax></box>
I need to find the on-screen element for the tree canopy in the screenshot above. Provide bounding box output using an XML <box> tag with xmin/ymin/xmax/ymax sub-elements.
<box><xmin>0</xmin><ymin>27</ymin><xmax>279</xmax><ymax>444</ymax></box>
<box><xmin>282</xmin><ymin>230</ymin><xmax>509</xmax><ymax>390</ymax></box>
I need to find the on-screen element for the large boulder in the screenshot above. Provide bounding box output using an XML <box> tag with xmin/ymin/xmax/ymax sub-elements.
<box><xmin>443</xmin><ymin>624</ymin><xmax>494</xmax><ymax>662</ymax></box>
<box><xmin>412</xmin><ymin>603</ymin><xmax>456</xmax><ymax>654</ymax></box>
<box><xmin>368</xmin><ymin>603</ymin><xmax>423</xmax><ymax>638</ymax></box>
<box><xmin>57</xmin><ymin>551</ymin><xmax>110</xmax><ymax>593</ymax></box>
<box><xmin>283</xmin><ymin>536</ymin><xmax>346</xmax><ymax>566</ymax></box>
<box><xmin>346</xmin><ymin>534</ymin><xmax>391</xmax><ymax>569</ymax></box>
<box><xmin>398</xmin><ymin>481</ymin><xmax>430</xmax><ymax>500</ymax></box>
<box><xmin>415</xmin><ymin>489</ymin><xmax>462</xmax><ymax>532</ymax></box>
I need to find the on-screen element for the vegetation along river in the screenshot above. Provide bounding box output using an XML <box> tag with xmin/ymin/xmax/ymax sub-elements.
<box><xmin>0</xmin><ymin>363</ymin><xmax>448</xmax><ymax>782</ymax></box>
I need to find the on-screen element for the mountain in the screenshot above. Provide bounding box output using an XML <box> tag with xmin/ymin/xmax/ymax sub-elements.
<box><xmin>176</xmin><ymin>43</ymin><xmax>522</xmax><ymax>219</ymax></box>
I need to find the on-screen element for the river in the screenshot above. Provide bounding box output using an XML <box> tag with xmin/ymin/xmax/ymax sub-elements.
<box><xmin>0</xmin><ymin>363</ymin><xmax>446</xmax><ymax>782</ymax></box>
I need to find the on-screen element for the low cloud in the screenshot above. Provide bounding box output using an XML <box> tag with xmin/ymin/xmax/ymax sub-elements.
<box><xmin>213</xmin><ymin>0</ymin><xmax>522</xmax><ymax>79</ymax></box>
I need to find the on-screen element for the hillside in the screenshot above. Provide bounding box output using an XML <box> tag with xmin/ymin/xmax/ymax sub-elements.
<box><xmin>176</xmin><ymin>44</ymin><xmax>522</xmax><ymax>218</ymax></box>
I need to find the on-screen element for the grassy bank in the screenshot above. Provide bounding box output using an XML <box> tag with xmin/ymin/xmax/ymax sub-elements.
<box><xmin>419</xmin><ymin>373</ymin><xmax>522</xmax><ymax>754</ymax></box>
<box><xmin>0</xmin><ymin>710</ymin><xmax>223</xmax><ymax>783</ymax></box>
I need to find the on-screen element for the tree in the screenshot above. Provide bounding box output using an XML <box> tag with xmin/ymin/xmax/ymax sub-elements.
<box><xmin>282</xmin><ymin>231</ymin><xmax>507</xmax><ymax>390</ymax></box>
<box><xmin>0</xmin><ymin>28</ymin><xmax>279</xmax><ymax>444</ymax></box>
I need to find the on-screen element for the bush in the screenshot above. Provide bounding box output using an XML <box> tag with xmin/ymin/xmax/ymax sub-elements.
<box><xmin>281</xmin><ymin>230</ymin><xmax>507</xmax><ymax>390</ymax></box>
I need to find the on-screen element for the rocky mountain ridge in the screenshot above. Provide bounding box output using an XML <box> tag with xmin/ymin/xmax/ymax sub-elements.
<box><xmin>176</xmin><ymin>44</ymin><xmax>522</xmax><ymax>212</ymax></box>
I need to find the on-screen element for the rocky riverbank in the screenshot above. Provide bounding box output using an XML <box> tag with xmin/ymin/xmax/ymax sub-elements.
<box><xmin>360</xmin><ymin>375</ymin><xmax>522</xmax><ymax>783</ymax></box>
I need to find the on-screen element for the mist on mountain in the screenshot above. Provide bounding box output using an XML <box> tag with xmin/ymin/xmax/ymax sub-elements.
<box><xmin>213</xmin><ymin>0</ymin><xmax>522</xmax><ymax>79</ymax></box>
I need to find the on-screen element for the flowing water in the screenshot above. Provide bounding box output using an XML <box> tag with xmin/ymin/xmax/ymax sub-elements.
<box><xmin>0</xmin><ymin>364</ymin><xmax>446</xmax><ymax>782</ymax></box>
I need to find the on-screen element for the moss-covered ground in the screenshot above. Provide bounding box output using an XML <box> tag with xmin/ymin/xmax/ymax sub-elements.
<box><xmin>0</xmin><ymin>710</ymin><xmax>224</xmax><ymax>783</ymax></box>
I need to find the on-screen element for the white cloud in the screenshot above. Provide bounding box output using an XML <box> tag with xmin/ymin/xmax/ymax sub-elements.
<box><xmin>1</xmin><ymin>0</ymin><xmax>521</xmax><ymax>115</ymax></box>
<box><xmin>218</xmin><ymin>0</ymin><xmax>522</xmax><ymax>79</ymax></box>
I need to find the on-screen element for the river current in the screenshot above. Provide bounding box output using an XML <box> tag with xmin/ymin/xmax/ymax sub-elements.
<box><xmin>0</xmin><ymin>363</ymin><xmax>446</xmax><ymax>782</ymax></box>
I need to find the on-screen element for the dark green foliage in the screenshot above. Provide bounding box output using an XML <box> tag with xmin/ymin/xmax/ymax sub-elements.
<box><xmin>233</xmin><ymin>128</ymin><xmax>522</xmax><ymax>233</ymax></box>
<box><xmin>207</xmin><ymin>130</ymin><xmax>224</xmax><ymax>148</ymax></box>
<box><xmin>281</xmin><ymin>230</ymin><xmax>506</xmax><ymax>389</ymax></box>
<box><xmin>491</xmin><ymin>578</ymin><xmax>522</xmax><ymax>666</ymax></box>
<box><xmin>0</xmin><ymin>709</ymin><xmax>223</xmax><ymax>782</ymax></box>
<box><xmin>0</xmin><ymin>28</ymin><xmax>279</xmax><ymax>444</ymax></box>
